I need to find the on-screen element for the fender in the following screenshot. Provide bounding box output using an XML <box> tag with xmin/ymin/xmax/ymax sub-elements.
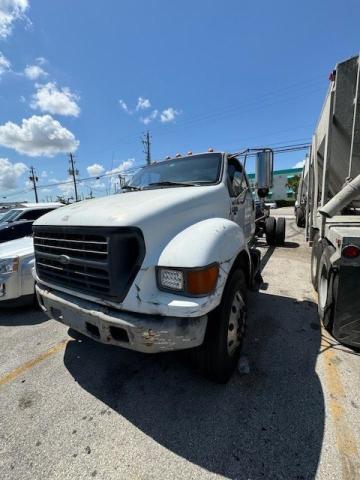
<box><xmin>158</xmin><ymin>217</ymin><xmax>249</xmax><ymax>302</ymax></box>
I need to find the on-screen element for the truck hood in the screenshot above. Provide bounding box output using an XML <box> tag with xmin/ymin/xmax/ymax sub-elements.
<box><xmin>0</xmin><ymin>236</ymin><xmax>34</xmax><ymax>258</ymax></box>
<box><xmin>33</xmin><ymin>185</ymin><xmax>228</xmax><ymax>229</ymax></box>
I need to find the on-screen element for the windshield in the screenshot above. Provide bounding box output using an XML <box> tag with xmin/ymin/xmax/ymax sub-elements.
<box><xmin>127</xmin><ymin>153</ymin><xmax>222</xmax><ymax>190</ymax></box>
<box><xmin>0</xmin><ymin>209</ymin><xmax>22</xmax><ymax>223</ymax></box>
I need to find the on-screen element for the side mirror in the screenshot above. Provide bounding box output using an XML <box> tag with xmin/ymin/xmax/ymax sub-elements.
<box><xmin>255</xmin><ymin>149</ymin><xmax>273</xmax><ymax>198</ymax></box>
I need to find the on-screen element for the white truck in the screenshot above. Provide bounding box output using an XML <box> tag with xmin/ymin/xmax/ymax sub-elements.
<box><xmin>33</xmin><ymin>149</ymin><xmax>284</xmax><ymax>381</ymax></box>
<box><xmin>296</xmin><ymin>55</ymin><xmax>360</xmax><ymax>349</ymax></box>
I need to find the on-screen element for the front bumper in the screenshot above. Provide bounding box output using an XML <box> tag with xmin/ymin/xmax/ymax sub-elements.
<box><xmin>36</xmin><ymin>283</ymin><xmax>208</xmax><ymax>353</ymax></box>
<box><xmin>0</xmin><ymin>273</ymin><xmax>20</xmax><ymax>302</ymax></box>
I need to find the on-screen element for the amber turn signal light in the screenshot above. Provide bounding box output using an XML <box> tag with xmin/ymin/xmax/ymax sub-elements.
<box><xmin>187</xmin><ymin>264</ymin><xmax>219</xmax><ymax>296</ymax></box>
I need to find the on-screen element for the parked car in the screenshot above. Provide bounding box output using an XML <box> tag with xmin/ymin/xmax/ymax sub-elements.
<box><xmin>0</xmin><ymin>220</ymin><xmax>34</xmax><ymax>244</ymax></box>
<box><xmin>0</xmin><ymin>204</ymin><xmax>63</xmax><ymax>307</ymax></box>
<box><xmin>0</xmin><ymin>236</ymin><xmax>35</xmax><ymax>307</ymax></box>
<box><xmin>0</xmin><ymin>203</ymin><xmax>62</xmax><ymax>225</ymax></box>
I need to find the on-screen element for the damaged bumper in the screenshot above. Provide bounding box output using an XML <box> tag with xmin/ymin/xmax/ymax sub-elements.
<box><xmin>36</xmin><ymin>283</ymin><xmax>208</xmax><ymax>353</ymax></box>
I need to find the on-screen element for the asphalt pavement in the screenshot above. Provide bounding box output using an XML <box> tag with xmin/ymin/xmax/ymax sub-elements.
<box><xmin>0</xmin><ymin>211</ymin><xmax>359</xmax><ymax>479</ymax></box>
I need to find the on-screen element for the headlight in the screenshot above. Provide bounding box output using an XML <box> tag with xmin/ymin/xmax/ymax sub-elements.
<box><xmin>157</xmin><ymin>264</ymin><xmax>219</xmax><ymax>296</ymax></box>
<box><xmin>159</xmin><ymin>268</ymin><xmax>184</xmax><ymax>291</ymax></box>
<box><xmin>0</xmin><ymin>257</ymin><xmax>19</xmax><ymax>274</ymax></box>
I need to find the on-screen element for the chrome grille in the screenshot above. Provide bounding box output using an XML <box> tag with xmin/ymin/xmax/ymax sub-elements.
<box><xmin>33</xmin><ymin>226</ymin><xmax>145</xmax><ymax>301</ymax></box>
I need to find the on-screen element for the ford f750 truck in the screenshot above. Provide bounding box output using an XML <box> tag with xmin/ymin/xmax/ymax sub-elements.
<box><xmin>33</xmin><ymin>149</ymin><xmax>283</xmax><ymax>382</ymax></box>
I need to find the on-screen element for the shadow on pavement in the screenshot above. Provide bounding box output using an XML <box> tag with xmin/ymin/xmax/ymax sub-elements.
<box><xmin>63</xmin><ymin>291</ymin><xmax>324</xmax><ymax>479</ymax></box>
<box><xmin>0</xmin><ymin>304</ymin><xmax>48</xmax><ymax>326</ymax></box>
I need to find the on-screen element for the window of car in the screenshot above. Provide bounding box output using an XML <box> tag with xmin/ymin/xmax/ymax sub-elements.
<box><xmin>19</xmin><ymin>208</ymin><xmax>54</xmax><ymax>221</ymax></box>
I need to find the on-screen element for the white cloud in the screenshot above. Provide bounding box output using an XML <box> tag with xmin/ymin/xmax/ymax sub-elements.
<box><xmin>0</xmin><ymin>158</ymin><xmax>27</xmax><ymax>190</ymax></box>
<box><xmin>40</xmin><ymin>170</ymin><xmax>48</xmax><ymax>178</ymax></box>
<box><xmin>0</xmin><ymin>0</ymin><xmax>29</xmax><ymax>38</ymax></box>
<box><xmin>35</xmin><ymin>56</ymin><xmax>46</xmax><ymax>65</ymax></box>
<box><xmin>0</xmin><ymin>114</ymin><xmax>79</xmax><ymax>157</ymax></box>
<box><xmin>140</xmin><ymin>109</ymin><xmax>158</xmax><ymax>125</ymax></box>
<box><xmin>0</xmin><ymin>51</ymin><xmax>11</xmax><ymax>76</ymax></box>
<box><xmin>136</xmin><ymin>96</ymin><xmax>151</xmax><ymax>111</ymax></box>
<box><xmin>119</xmin><ymin>99</ymin><xmax>131</xmax><ymax>114</ymax></box>
<box><xmin>31</xmin><ymin>82</ymin><xmax>80</xmax><ymax>117</ymax></box>
<box><xmin>24</xmin><ymin>64</ymin><xmax>47</xmax><ymax>80</ymax></box>
<box><xmin>106</xmin><ymin>159</ymin><xmax>135</xmax><ymax>175</ymax></box>
<box><xmin>294</xmin><ymin>159</ymin><xmax>306</xmax><ymax>168</ymax></box>
<box><xmin>160</xmin><ymin>107</ymin><xmax>180</xmax><ymax>123</ymax></box>
<box><xmin>106</xmin><ymin>159</ymin><xmax>135</xmax><ymax>191</ymax></box>
<box><xmin>87</xmin><ymin>163</ymin><xmax>104</xmax><ymax>177</ymax></box>
<box><xmin>56</xmin><ymin>178</ymin><xmax>75</xmax><ymax>197</ymax></box>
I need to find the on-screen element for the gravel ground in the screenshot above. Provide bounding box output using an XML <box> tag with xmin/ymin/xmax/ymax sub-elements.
<box><xmin>0</xmin><ymin>213</ymin><xmax>359</xmax><ymax>480</ymax></box>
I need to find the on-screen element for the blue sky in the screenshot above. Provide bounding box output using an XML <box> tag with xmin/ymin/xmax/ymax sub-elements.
<box><xmin>0</xmin><ymin>0</ymin><xmax>359</xmax><ymax>202</ymax></box>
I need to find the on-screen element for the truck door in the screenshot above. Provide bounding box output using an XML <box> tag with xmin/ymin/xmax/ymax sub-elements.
<box><xmin>227</xmin><ymin>159</ymin><xmax>255</xmax><ymax>242</ymax></box>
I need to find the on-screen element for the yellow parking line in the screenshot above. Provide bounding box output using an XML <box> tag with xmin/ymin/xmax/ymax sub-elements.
<box><xmin>321</xmin><ymin>332</ymin><xmax>359</xmax><ymax>478</ymax></box>
<box><xmin>0</xmin><ymin>339</ymin><xmax>68</xmax><ymax>388</ymax></box>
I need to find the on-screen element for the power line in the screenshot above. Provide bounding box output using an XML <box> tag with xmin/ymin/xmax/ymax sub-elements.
<box><xmin>28</xmin><ymin>166</ymin><xmax>39</xmax><ymax>203</ymax></box>
<box><xmin>3</xmin><ymin>141</ymin><xmax>310</xmax><ymax>200</ymax></box>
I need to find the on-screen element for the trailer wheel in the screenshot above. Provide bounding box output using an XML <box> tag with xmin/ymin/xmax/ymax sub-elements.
<box><xmin>193</xmin><ymin>269</ymin><xmax>247</xmax><ymax>383</ymax></box>
<box><xmin>275</xmin><ymin>217</ymin><xmax>286</xmax><ymax>245</ymax></box>
<box><xmin>295</xmin><ymin>207</ymin><xmax>305</xmax><ymax>228</ymax></box>
<box><xmin>311</xmin><ymin>231</ymin><xmax>323</xmax><ymax>291</ymax></box>
<box><xmin>317</xmin><ymin>245</ymin><xmax>336</xmax><ymax>331</ymax></box>
<box><xmin>265</xmin><ymin>217</ymin><xmax>276</xmax><ymax>246</ymax></box>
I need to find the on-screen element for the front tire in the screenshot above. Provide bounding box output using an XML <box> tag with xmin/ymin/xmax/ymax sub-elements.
<box><xmin>194</xmin><ymin>269</ymin><xmax>247</xmax><ymax>383</ymax></box>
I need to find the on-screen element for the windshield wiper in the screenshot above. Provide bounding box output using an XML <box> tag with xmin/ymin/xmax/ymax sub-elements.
<box><xmin>146</xmin><ymin>181</ymin><xmax>199</xmax><ymax>188</ymax></box>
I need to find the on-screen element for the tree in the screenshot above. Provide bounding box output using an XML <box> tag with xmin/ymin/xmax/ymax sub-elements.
<box><xmin>286</xmin><ymin>175</ymin><xmax>301</xmax><ymax>196</ymax></box>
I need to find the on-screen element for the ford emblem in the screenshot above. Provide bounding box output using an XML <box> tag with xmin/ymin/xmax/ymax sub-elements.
<box><xmin>58</xmin><ymin>254</ymin><xmax>71</xmax><ymax>265</ymax></box>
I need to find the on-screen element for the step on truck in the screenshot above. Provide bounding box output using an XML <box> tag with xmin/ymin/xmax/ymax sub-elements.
<box><xmin>296</xmin><ymin>55</ymin><xmax>360</xmax><ymax>348</ymax></box>
<box><xmin>33</xmin><ymin>148</ymin><xmax>285</xmax><ymax>382</ymax></box>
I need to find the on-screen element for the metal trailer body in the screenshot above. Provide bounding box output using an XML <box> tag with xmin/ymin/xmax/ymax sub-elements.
<box><xmin>304</xmin><ymin>55</ymin><xmax>360</xmax><ymax>348</ymax></box>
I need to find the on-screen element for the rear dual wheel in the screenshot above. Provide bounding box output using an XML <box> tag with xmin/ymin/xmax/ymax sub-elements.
<box><xmin>317</xmin><ymin>245</ymin><xmax>337</xmax><ymax>332</ymax></box>
<box><xmin>265</xmin><ymin>217</ymin><xmax>286</xmax><ymax>246</ymax></box>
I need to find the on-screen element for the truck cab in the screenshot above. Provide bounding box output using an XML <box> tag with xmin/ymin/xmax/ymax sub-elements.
<box><xmin>34</xmin><ymin>151</ymin><xmax>262</xmax><ymax>381</ymax></box>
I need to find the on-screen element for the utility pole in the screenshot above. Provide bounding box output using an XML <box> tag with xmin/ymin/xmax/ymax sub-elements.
<box><xmin>29</xmin><ymin>166</ymin><xmax>39</xmax><ymax>203</ymax></box>
<box><xmin>68</xmin><ymin>153</ymin><xmax>79</xmax><ymax>202</ymax></box>
<box><xmin>142</xmin><ymin>130</ymin><xmax>151</xmax><ymax>165</ymax></box>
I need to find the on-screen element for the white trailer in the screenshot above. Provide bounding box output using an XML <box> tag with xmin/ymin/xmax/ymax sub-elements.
<box><xmin>298</xmin><ymin>55</ymin><xmax>360</xmax><ymax>348</ymax></box>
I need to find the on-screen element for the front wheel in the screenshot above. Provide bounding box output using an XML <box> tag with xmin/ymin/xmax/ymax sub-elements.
<box><xmin>193</xmin><ymin>269</ymin><xmax>247</xmax><ymax>383</ymax></box>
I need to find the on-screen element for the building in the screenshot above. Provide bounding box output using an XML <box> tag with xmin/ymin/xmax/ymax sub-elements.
<box><xmin>247</xmin><ymin>167</ymin><xmax>302</xmax><ymax>202</ymax></box>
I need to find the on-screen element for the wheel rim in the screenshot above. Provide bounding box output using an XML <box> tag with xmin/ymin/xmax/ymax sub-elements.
<box><xmin>227</xmin><ymin>290</ymin><xmax>246</xmax><ymax>356</ymax></box>
<box><xmin>319</xmin><ymin>267</ymin><xmax>328</xmax><ymax>309</ymax></box>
